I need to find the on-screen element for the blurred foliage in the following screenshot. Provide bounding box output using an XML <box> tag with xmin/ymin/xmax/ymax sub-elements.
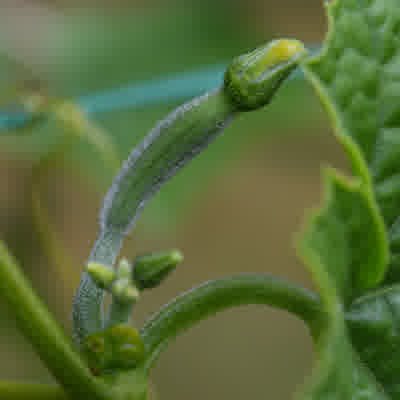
<box><xmin>0</xmin><ymin>3</ymin><xmax>324</xmax><ymax>226</ymax></box>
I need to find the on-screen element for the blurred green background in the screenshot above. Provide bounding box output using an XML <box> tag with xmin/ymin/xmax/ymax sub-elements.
<box><xmin>0</xmin><ymin>1</ymin><xmax>348</xmax><ymax>399</ymax></box>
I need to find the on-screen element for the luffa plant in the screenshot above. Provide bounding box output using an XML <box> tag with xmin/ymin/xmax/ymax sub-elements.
<box><xmin>1</xmin><ymin>1</ymin><xmax>400</xmax><ymax>399</ymax></box>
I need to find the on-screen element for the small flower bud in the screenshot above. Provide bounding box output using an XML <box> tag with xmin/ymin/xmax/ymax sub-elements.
<box><xmin>133</xmin><ymin>250</ymin><xmax>183</xmax><ymax>290</ymax></box>
<box><xmin>117</xmin><ymin>258</ymin><xmax>133</xmax><ymax>280</ymax></box>
<box><xmin>83</xmin><ymin>324</ymin><xmax>145</xmax><ymax>373</ymax></box>
<box><xmin>86</xmin><ymin>262</ymin><xmax>116</xmax><ymax>290</ymax></box>
<box><xmin>111</xmin><ymin>279</ymin><xmax>140</xmax><ymax>304</ymax></box>
<box><xmin>106</xmin><ymin>324</ymin><xmax>145</xmax><ymax>370</ymax></box>
<box><xmin>224</xmin><ymin>39</ymin><xmax>307</xmax><ymax>111</ymax></box>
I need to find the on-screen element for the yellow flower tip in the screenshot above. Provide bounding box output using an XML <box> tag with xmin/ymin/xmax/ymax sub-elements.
<box><xmin>262</xmin><ymin>39</ymin><xmax>307</xmax><ymax>68</ymax></box>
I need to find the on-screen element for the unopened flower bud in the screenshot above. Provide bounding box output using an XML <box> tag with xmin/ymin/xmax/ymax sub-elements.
<box><xmin>133</xmin><ymin>250</ymin><xmax>183</xmax><ymax>290</ymax></box>
<box><xmin>86</xmin><ymin>262</ymin><xmax>116</xmax><ymax>290</ymax></box>
<box><xmin>224</xmin><ymin>39</ymin><xmax>307</xmax><ymax>111</ymax></box>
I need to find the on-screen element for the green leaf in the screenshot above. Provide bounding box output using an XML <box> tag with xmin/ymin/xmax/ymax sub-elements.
<box><xmin>299</xmin><ymin>0</ymin><xmax>400</xmax><ymax>398</ymax></box>
<box><xmin>305</xmin><ymin>0</ymin><xmax>400</xmax><ymax>193</ymax></box>
<box><xmin>303</xmin><ymin>0</ymin><xmax>400</xmax><ymax>282</ymax></box>
<box><xmin>299</xmin><ymin>171</ymin><xmax>389</xmax><ymax>399</ymax></box>
<box><xmin>301</xmin><ymin>306</ymin><xmax>388</xmax><ymax>400</ymax></box>
<box><xmin>347</xmin><ymin>285</ymin><xmax>400</xmax><ymax>399</ymax></box>
<box><xmin>386</xmin><ymin>219</ymin><xmax>400</xmax><ymax>282</ymax></box>
<box><xmin>301</xmin><ymin>169</ymin><xmax>387</xmax><ymax>304</ymax></box>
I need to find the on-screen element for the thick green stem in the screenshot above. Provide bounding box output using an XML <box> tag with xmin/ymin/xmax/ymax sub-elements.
<box><xmin>140</xmin><ymin>274</ymin><xmax>323</xmax><ymax>371</ymax></box>
<box><xmin>0</xmin><ymin>382</ymin><xmax>68</xmax><ymax>400</ymax></box>
<box><xmin>0</xmin><ymin>241</ymin><xmax>111</xmax><ymax>400</ymax></box>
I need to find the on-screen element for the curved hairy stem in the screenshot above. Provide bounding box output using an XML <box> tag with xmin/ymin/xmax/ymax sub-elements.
<box><xmin>0</xmin><ymin>382</ymin><xmax>68</xmax><ymax>400</ymax></box>
<box><xmin>0</xmin><ymin>241</ymin><xmax>111</xmax><ymax>400</ymax></box>
<box><xmin>140</xmin><ymin>274</ymin><xmax>324</xmax><ymax>371</ymax></box>
<box><xmin>73</xmin><ymin>39</ymin><xmax>308</xmax><ymax>344</ymax></box>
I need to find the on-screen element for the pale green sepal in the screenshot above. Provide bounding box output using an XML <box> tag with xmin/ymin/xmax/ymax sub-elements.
<box><xmin>106</xmin><ymin>258</ymin><xmax>140</xmax><ymax>328</ymax></box>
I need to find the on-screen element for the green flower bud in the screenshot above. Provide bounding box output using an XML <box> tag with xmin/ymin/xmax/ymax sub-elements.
<box><xmin>133</xmin><ymin>250</ymin><xmax>183</xmax><ymax>290</ymax></box>
<box><xmin>107</xmin><ymin>324</ymin><xmax>145</xmax><ymax>370</ymax></box>
<box><xmin>86</xmin><ymin>262</ymin><xmax>116</xmax><ymax>290</ymax></box>
<box><xmin>83</xmin><ymin>324</ymin><xmax>145</xmax><ymax>374</ymax></box>
<box><xmin>117</xmin><ymin>258</ymin><xmax>133</xmax><ymax>280</ymax></box>
<box><xmin>111</xmin><ymin>279</ymin><xmax>140</xmax><ymax>304</ymax></box>
<box><xmin>224</xmin><ymin>39</ymin><xmax>307</xmax><ymax>111</ymax></box>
